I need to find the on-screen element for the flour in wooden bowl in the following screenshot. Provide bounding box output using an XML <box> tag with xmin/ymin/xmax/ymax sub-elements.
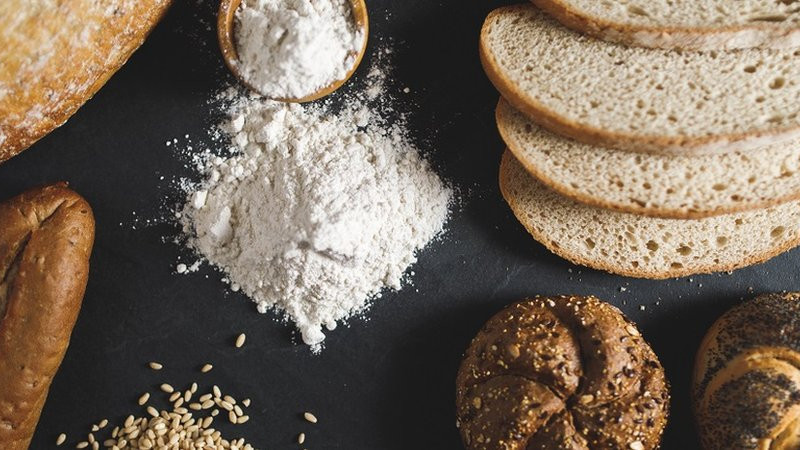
<box><xmin>234</xmin><ymin>0</ymin><xmax>364</xmax><ymax>99</ymax></box>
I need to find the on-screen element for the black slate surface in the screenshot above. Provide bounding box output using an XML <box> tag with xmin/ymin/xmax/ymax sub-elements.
<box><xmin>3</xmin><ymin>1</ymin><xmax>798</xmax><ymax>448</ymax></box>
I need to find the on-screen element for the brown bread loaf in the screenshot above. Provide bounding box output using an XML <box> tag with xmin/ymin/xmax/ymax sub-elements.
<box><xmin>693</xmin><ymin>292</ymin><xmax>800</xmax><ymax>450</ymax></box>
<box><xmin>456</xmin><ymin>296</ymin><xmax>669</xmax><ymax>449</ymax></box>
<box><xmin>0</xmin><ymin>183</ymin><xmax>95</xmax><ymax>449</ymax></box>
<box><xmin>0</xmin><ymin>0</ymin><xmax>172</xmax><ymax>163</ymax></box>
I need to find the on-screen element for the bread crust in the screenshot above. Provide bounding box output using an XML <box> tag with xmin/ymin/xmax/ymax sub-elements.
<box><xmin>480</xmin><ymin>5</ymin><xmax>800</xmax><ymax>156</ymax></box>
<box><xmin>0</xmin><ymin>183</ymin><xmax>95</xmax><ymax>449</ymax></box>
<box><xmin>495</xmin><ymin>99</ymin><xmax>800</xmax><ymax>220</ymax></box>
<box><xmin>692</xmin><ymin>293</ymin><xmax>800</xmax><ymax>449</ymax></box>
<box><xmin>499</xmin><ymin>150</ymin><xmax>800</xmax><ymax>279</ymax></box>
<box><xmin>530</xmin><ymin>0</ymin><xmax>800</xmax><ymax>51</ymax></box>
<box><xmin>0</xmin><ymin>0</ymin><xmax>172</xmax><ymax>163</ymax></box>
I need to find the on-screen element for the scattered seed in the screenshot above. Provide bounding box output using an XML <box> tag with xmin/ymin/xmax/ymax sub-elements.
<box><xmin>97</xmin><ymin>419</ymin><xmax>108</xmax><ymax>429</ymax></box>
<box><xmin>56</xmin><ymin>433</ymin><xmax>67</xmax><ymax>446</ymax></box>
<box><xmin>237</xmin><ymin>415</ymin><xmax>250</xmax><ymax>424</ymax></box>
<box><xmin>298</xmin><ymin>432</ymin><xmax>306</xmax><ymax>444</ymax></box>
<box><xmin>146</xmin><ymin>406</ymin><xmax>159</xmax><ymax>418</ymax></box>
<box><xmin>76</xmin><ymin>442</ymin><xmax>89</xmax><ymax>449</ymax></box>
<box><xmin>91</xmin><ymin>425</ymin><xmax>99</xmax><ymax>432</ymax></box>
<box><xmin>160</xmin><ymin>383</ymin><xmax>175</xmax><ymax>394</ymax></box>
<box><xmin>303</xmin><ymin>412</ymin><xmax>318</xmax><ymax>424</ymax></box>
<box><xmin>190</xmin><ymin>382</ymin><xmax>198</xmax><ymax>393</ymax></box>
<box><xmin>235</xmin><ymin>333</ymin><xmax>246</xmax><ymax>348</ymax></box>
<box><xmin>213</xmin><ymin>386</ymin><xmax>221</xmax><ymax>398</ymax></box>
<box><xmin>242</xmin><ymin>398</ymin><xmax>251</xmax><ymax>407</ymax></box>
<box><xmin>138</xmin><ymin>393</ymin><xmax>150</xmax><ymax>406</ymax></box>
<box><xmin>223</xmin><ymin>395</ymin><xmax>236</xmax><ymax>405</ymax></box>
<box><xmin>228</xmin><ymin>410</ymin><xmax>237</xmax><ymax>424</ymax></box>
<box><xmin>201</xmin><ymin>364</ymin><xmax>213</xmax><ymax>373</ymax></box>
<box><xmin>148</xmin><ymin>362</ymin><xmax>163</xmax><ymax>370</ymax></box>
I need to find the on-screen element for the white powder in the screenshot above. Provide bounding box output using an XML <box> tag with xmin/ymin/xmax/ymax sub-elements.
<box><xmin>182</xmin><ymin>97</ymin><xmax>451</xmax><ymax>351</ymax></box>
<box><xmin>234</xmin><ymin>0</ymin><xmax>364</xmax><ymax>99</ymax></box>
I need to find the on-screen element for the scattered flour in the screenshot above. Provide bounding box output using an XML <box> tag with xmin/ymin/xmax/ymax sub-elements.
<box><xmin>234</xmin><ymin>0</ymin><xmax>365</xmax><ymax>99</ymax></box>
<box><xmin>181</xmin><ymin>92</ymin><xmax>451</xmax><ymax>351</ymax></box>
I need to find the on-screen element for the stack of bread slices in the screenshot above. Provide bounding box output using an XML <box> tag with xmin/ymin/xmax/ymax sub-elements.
<box><xmin>482</xmin><ymin>1</ymin><xmax>800</xmax><ymax>279</ymax></box>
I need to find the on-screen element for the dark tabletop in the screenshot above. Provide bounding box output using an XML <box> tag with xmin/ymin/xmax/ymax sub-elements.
<box><xmin>3</xmin><ymin>0</ymin><xmax>798</xmax><ymax>448</ymax></box>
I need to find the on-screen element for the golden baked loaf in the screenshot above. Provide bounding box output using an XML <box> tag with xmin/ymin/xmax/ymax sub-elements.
<box><xmin>0</xmin><ymin>0</ymin><xmax>172</xmax><ymax>163</ymax></box>
<box><xmin>456</xmin><ymin>296</ymin><xmax>669</xmax><ymax>449</ymax></box>
<box><xmin>693</xmin><ymin>292</ymin><xmax>800</xmax><ymax>450</ymax></box>
<box><xmin>0</xmin><ymin>183</ymin><xmax>95</xmax><ymax>449</ymax></box>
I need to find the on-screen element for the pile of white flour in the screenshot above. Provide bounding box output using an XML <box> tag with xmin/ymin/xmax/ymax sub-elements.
<box><xmin>182</xmin><ymin>97</ymin><xmax>451</xmax><ymax>350</ymax></box>
<box><xmin>234</xmin><ymin>0</ymin><xmax>364</xmax><ymax>99</ymax></box>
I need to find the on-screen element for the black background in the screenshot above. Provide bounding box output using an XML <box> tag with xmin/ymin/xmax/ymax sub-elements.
<box><xmin>3</xmin><ymin>1</ymin><xmax>798</xmax><ymax>448</ymax></box>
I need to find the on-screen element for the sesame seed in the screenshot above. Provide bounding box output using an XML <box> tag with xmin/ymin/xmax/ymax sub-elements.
<box><xmin>98</xmin><ymin>419</ymin><xmax>108</xmax><ymax>429</ymax></box>
<box><xmin>76</xmin><ymin>442</ymin><xmax>89</xmax><ymax>449</ymax></box>
<box><xmin>228</xmin><ymin>411</ymin><xmax>237</xmax><ymax>424</ymax></box>
<box><xmin>146</xmin><ymin>406</ymin><xmax>159</xmax><ymax>418</ymax></box>
<box><xmin>56</xmin><ymin>433</ymin><xmax>66</xmax><ymax>446</ymax></box>
<box><xmin>190</xmin><ymin>383</ymin><xmax>198</xmax><ymax>393</ymax></box>
<box><xmin>148</xmin><ymin>362</ymin><xmax>163</xmax><ymax>370</ymax></box>
<box><xmin>201</xmin><ymin>364</ymin><xmax>213</xmax><ymax>373</ymax></box>
<box><xmin>235</xmin><ymin>333</ymin><xmax>246</xmax><ymax>348</ymax></box>
<box><xmin>160</xmin><ymin>383</ymin><xmax>175</xmax><ymax>394</ymax></box>
<box><xmin>169</xmin><ymin>392</ymin><xmax>181</xmax><ymax>402</ymax></box>
<box><xmin>138</xmin><ymin>393</ymin><xmax>150</xmax><ymax>406</ymax></box>
<box><xmin>213</xmin><ymin>386</ymin><xmax>222</xmax><ymax>398</ymax></box>
<box><xmin>242</xmin><ymin>398</ymin><xmax>251</xmax><ymax>407</ymax></box>
<box><xmin>303</xmin><ymin>412</ymin><xmax>318</xmax><ymax>424</ymax></box>
<box><xmin>237</xmin><ymin>415</ymin><xmax>250</xmax><ymax>424</ymax></box>
<box><xmin>298</xmin><ymin>433</ymin><xmax>306</xmax><ymax>444</ymax></box>
<box><xmin>629</xmin><ymin>442</ymin><xmax>644</xmax><ymax>450</ymax></box>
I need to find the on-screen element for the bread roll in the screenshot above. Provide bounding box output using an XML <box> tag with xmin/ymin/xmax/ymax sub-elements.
<box><xmin>456</xmin><ymin>296</ymin><xmax>669</xmax><ymax>449</ymax></box>
<box><xmin>693</xmin><ymin>292</ymin><xmax>800</xmax><ymax>450</ymax></box>
<box><xmin>0</xmin><ymin>0</ymin><xmax>172</xmax><ymax>163</ymax></box>
<box><xmin>0</xmin><ymin>183</ymin><xmax>95</xmax><ymax>449</ymax></box>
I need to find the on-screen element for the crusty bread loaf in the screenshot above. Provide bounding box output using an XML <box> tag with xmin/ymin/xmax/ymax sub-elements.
<box><xmin>0</xmin><ymin>183</ymin><xmax>95</xmax><ymax>450</ymax></box>
<box><xmin>693</xmin><ymin>292</ymin><xmax>800</xmax><ymax>450</ymax></box>
<box><xmin>481</xmin><ymin>4</ymin><xmax>800</xmax><ymax>155</ymax></box>
<box><xmin>0</xmin><ymin>0</ymin><xmax>172</xmax><ymax>163</ymax></box>
<box><xmin>497</xmin><ymin>98</ymin><xmax>800</xmax><ymax>219</ymax></box>
<box><xmin>456</xmin><ymin>296</ymin><xmax>669</xmax><ymax>449</ymax></box>
<box><xmin>499</xmin><ymin>150</ymin><xmax>800</xmax><ymax>279</ymax></box>
<box><xmin>531</xmin><ymin>0</ymin><xmax>800</xmax><ymax>50</ymax></box>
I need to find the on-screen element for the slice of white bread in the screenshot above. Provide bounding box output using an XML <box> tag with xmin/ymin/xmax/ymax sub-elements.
<box><xmin>499</xmin><ymin>150</ymin><xmax>800</xmax><ymax>279</ymax></box>
<box><xmin>481</xmin><ymin>4</ymin><xmax>800</xmax><ymax>155</ymax></box>
<box><xmin>497</xmin><ymin>98</ymin><xmax>800</xmax><ymax>219</ymax></box>
<box><xmin>531</xmin><ymin>0</ymin><xmax>800</xmax><ymax>50</ymax></box>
